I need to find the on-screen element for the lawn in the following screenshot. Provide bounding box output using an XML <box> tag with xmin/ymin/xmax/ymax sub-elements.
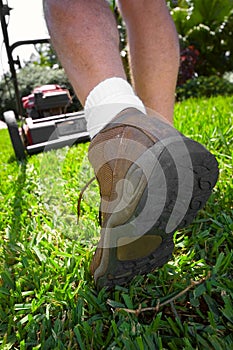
<box><xmin>0</xmin><ymin>96</ymin><xmax>232</xmax><ymax>350</ymax></box>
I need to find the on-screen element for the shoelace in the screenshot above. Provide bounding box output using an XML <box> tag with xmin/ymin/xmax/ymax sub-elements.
<box><xmin>77</xmin><ymin>176</ymin><xmax>97</xmax><ymax>224</ymax></box>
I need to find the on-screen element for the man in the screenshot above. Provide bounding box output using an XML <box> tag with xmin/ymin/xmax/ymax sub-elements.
<box><xmin>43</xmin><ymin>0</ymin><xmax>218</xmax><ymax>289</ymax></box>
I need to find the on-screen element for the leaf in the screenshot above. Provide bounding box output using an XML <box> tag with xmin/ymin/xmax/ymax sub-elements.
<box><xmin>122</xmin><ymin>293</ymin><xmax>134</xmax><ymax>309</ymax></box>
<box><xmin>203</xmin><ymin>294</ymin><xmax>220</xmax><ymax>320</ymax></box>
<box><xmin>189</xmin><ymin>0</ymin><xmax>233</xmax><ymax>28</ymax></box>
<box><xmin>193</xmin><ymin>281</ymin><xmax>206</xmax><ymax>299</ymax></box>
<box><xmin>221</xmin><ymin>295</ymin><xmax>233</xmax><ymax>323</ymax></box>
<box><xmin>107</xmin><ymin>299</ymin><xmax>125</xmax><ymax>309</ymax></box>
<box><xmin>0</xmin><ymin>270</ymin><xmax>14</xmax><ymax>289</ymax></box>
<box><xmin>74</xmin><ymin>325</ymin><xmax>85</xmax><ymax>350</ymax></box>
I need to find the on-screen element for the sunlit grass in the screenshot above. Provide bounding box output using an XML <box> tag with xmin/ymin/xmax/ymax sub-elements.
<box><xmin>0</xmin><ymin>95</ymin><xmax>232</xmax><ymax>349</ymax></box>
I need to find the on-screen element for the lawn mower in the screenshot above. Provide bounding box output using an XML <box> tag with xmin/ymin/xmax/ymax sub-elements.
<box><xmin>4</xmin><ymin>84</ymin><xmax>89</xmax><ymax>161</ymax></box>
<box><xmin>1</xmin><ymin>0</ymin><xmax>89</xmax><ymax>161</ymax></box>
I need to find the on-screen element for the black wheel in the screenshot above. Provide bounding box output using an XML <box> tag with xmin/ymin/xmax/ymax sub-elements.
<box><xmin>4</xmin><ymin>111</ymin><xmax>26</xmax><ymax>160</ymax></box>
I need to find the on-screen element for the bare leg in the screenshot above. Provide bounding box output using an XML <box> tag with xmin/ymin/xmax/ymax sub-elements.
<box><xmin>43</xmin><ymin>0</ymin><xmax>126</xmax><ymax>105</ymax></box>
<box><xmin>44</xmin><ymin>0</ymin><xmax>179</xmax><ymax>121</ymax></box>
<box><xmin>117</xmin><ymin>0</ymin><xmax>180</xmax><ymax>123</ymax></box>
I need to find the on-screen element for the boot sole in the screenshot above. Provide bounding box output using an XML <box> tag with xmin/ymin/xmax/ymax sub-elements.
<box><xmin>93</xmin><ymin>134</ymin><xmax>219</xmax><ymax>290</ymax></box>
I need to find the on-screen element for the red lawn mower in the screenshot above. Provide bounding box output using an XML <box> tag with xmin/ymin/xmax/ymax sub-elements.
<box><xmin>1</xmin><ymin>0</ymin><xmax>89</xmax><ymax>161</ymax></box>
<box><xmin>4</xmin><ymin>84</ymin><xmax>89</xmax><ymax>160</ymax></box>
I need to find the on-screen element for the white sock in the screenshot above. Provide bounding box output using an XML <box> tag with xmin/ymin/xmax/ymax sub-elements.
<box><xmin>84</xmin><ymin>77</ymin><xmax>146</xmax><ymax>139</ymax></box>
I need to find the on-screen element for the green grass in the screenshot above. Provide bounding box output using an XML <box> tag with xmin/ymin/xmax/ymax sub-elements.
<box><xmin>0</xmin><ymin>95</ymin><xmax>232</xmax><ymax>350</ymax></box>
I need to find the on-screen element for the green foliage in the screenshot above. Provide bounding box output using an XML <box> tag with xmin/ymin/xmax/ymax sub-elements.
<box><xmin>170</xmin><ymin>0</ymin><xmax>233</xmax><ymax>77</ymax></box>
<box><xmin>169</xmin><ymin>0</ymin><xmax>233</xmax><ymax>32</ymax></box>
<box><xmin>176</xmin><ymin>75</ymin><xmax>233</xmax><ymax>101</ymax></box>
<box><xmin>0</xmin><ymin>96</ymin><xmax>232</xmax><ymax>349</ymax></box>
<box><xmin>17</xmin><ymin>66</ymin><xmax>69</xmax><ymax>97</ymax></box>
<box><xmin>32</xmin><ymin>43</ymin><xmax>61</xmax><ymax>69</ymax></box>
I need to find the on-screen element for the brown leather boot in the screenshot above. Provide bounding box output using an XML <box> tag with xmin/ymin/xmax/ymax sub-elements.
<box><xmin>88</xmin><ymin>108</ymin><xmax>218</xmax><ymax>289</ymax></box>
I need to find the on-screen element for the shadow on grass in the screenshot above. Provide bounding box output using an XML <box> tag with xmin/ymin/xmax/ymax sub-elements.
<box><xmin>5</xmin><ymin>159</ymin><xmax>27</xmax><ymax>261</ymax></box>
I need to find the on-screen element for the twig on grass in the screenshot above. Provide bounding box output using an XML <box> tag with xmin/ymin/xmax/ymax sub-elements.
<box><xmin>109</xmin><ymin>272</ymin><xmax>211</xmax><ymax>317</ymax></box>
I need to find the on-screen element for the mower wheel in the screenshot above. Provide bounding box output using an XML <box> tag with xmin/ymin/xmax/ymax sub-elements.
<box><xmin>4</xmin><ymin>110</ymin><xmax>26</xmax><ymax>160</ymax></box>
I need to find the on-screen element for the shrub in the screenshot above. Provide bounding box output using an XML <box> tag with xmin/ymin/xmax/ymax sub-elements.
<box><xmin>170</xmin><ymin>0</ymin><xmax>233</xmax><ymax>79</ymax></box>
<box><xmin>176</xmin><ymin>75</ymin><xmax>233</xmax><ymax>101</ymax></box>
<box><xmin>177</xmin><ymin>45</ymin><xmax>200</xmax><ymax>85</ymax></box>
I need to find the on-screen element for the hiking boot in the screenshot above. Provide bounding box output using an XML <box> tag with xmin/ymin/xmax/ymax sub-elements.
<box><xmin>88</xmin><ymin>107</ymin><xmax>219</xmax><ymax>289</ymax></box>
